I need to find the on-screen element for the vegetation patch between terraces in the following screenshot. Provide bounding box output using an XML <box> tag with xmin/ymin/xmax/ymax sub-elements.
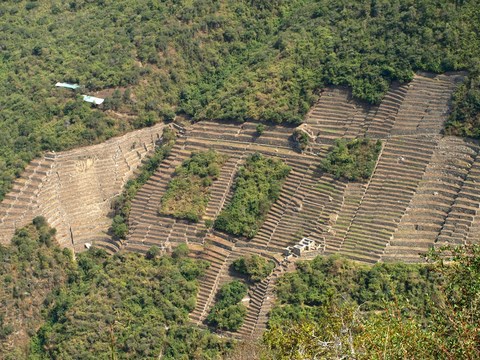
<box><xmin>214</xmin><ymin>153</ymin><xmax>291</xmax><ymax>238</ymax></box>
<box><xmin>207</xmin><ymin>280</ymin><xmax>248</xmax><ymax>332</ymax></box>
<box><xmin>159</xmin><ymin>150</ymin><xmax>228</xmax><ymax>222</ymax></box>
<box><xmin>321</xmin><ymin>138</ymin><xmax>382</xmax><ymax>181</ymax></box>
<box><xmin>445</xmin><ymin>70</ymin><xmax>480</xmax><ymax>138</ymax></box>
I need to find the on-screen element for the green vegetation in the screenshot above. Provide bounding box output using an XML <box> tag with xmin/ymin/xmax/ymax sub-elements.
<box><xmin>0</xmin><ymin>219</ymin><xmax>232</xmax><ymax>359</ymax></box>
<box><xmin>1</xmin><ymin>0</ymin><xmax>479</xmax><ymax>201</ymax></box>
<box><xmin>269</xmin><ymin>255</ymin><xmax>441</xmax><ymax>327</ymax></box>
<box><xmin>321</xmin><ymin>138</ymin><xmax>382</xmax><ymax>181</ymax></box>
<box><xmin>214</xmin><ymin>153</ymin><xmax>291</xmax><ymax>238</ymax></box>
<box><xmin>29</xmin><ymin>246</ymin><xmax>231</xmax><ymax>359</ymax></box>
<box><xmin>159</xmin><ymin>150</ymin><xmax>228</xmax><ymax>222</ymax></box>
<box><xmin>263</xmin><ymin>250</ymin><xmax>480</xmax><ymax>359</ymax></box>
<box><xmin>255</xmin><ymin>123</ymin><xmax>266</xmax><ymax>136</ymax></box>
<box><xmin>445</xmin><ymin>70</ymin><xmax>480</xmax><ymax>138</ymax></box>
<box><xmin>231</xmin><ymin>255</ymin><xmax>275</xmax><ymax>282</ymax></box>
<box><xmin>291</xmin><ymin>129</ymin><xmax>310</xmax><ymax>151</ymax></box>
<box><xmin>207</xmin><ymin>281</ymin><xmax>248</xmax><ymax>331</ymax></box>
<box><xmin>0</xmin><ymin>217</ymin><xmax>74</xmax><ymax>356</ymax></box>
<box><xmin>110</xmin><ymin>127</ymin><xmax>176</xmax><ymax>239</ymax></box>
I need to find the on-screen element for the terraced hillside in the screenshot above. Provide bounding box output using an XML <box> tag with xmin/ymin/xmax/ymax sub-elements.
<box><xmin>0</xmin><ymin>123</ymin><xmax>165</xmax><ymax>252</ymax></box>
<box><xmin>2</xmin><ymin>71</ymin><xmax>478</xmax><ymax>339</ymax></box>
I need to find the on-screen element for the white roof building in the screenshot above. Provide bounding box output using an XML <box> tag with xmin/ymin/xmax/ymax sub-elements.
<box><xmin>82</xmin><ymin>95</ymin><xmax>104</xmax><ymax>105</ymax></box>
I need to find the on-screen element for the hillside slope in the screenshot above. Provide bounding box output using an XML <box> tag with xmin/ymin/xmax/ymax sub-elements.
<box><xmin>0</xmin><ymin>0</ymin><xmax>479</xmax><ymax>200</ymax></box>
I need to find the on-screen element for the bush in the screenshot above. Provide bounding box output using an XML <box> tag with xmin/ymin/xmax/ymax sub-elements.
<box><xmin>321</xmin><ymin>138</ymin><xmax>382</xmax><ymax>181</ymax></box>
<box><xmin>291</xmin><ymin>129</ymin><xmax>310</xmax><ymax>151</ymax></box>
<box><xmin>172</xmin><ymin>243</ymin><xmax>190</xmax><ymax>258</ymax></box>
<box><xmin>111</xmin><ymin>215</ymin><xmax>128</xmax><ymax>239</ymax></box>
<box><xmin>214</xmin><ymin>153</ymin><xmax>290</xmax><ymax>238</ymax></box>
<box><xmin>232</xmin><ymin>255</ymin><xmax>275</xmax><ymax>282</ymax></box>
<box><xmin>145</xmin><ymin>245</ymin><xmax>161</xmax><ymax>259</ymax></box>
<box><xmin>255</xmin><ymin>123</ymin><xmax>266</xmax><ymax>136</ymax></box>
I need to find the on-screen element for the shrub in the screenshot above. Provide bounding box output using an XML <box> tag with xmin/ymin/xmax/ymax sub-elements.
<box><xmin>146</xmin><ymin>245</ymin><xmax>161</xmax><ymax>259</ymax></box>
<box><xmin>111</xmin><ymin>215</ymin><xmax>128</xmax><ymax>239</ymax></box>
<box><xmin>172</xmin><ymin>243</ymin><xmax>190</xmax><ymax>258</ymax></box>
<box><xmin>214</xmin><ymin>153</ymin><xmax>290</xmax><ymax>238</ymax></box>
<box><xmin>204</xmin><ymin>219</ymin><xmax>214</xmax><ymax>228</ymax></box>
<box><xmin>231</xmin><ymin>255</ymin><xmax>275</xmax><ymax>282</ymax></box>
<box><xmin>255</xmin><ymin>123</ymin><xmax>266</xmax><ymax>135</ymax></box>
<box><xmin>291</xmin><ymin>129</ymin><xmax>310</xmax><ymax>151</ymax></box>
<box><xmin>321</xmin><ymin>138</ymin><xmax>382</xmax><ymax>181</ymax></box>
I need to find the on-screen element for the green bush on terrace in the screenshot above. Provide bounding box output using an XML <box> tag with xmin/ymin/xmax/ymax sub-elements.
<box><xmin>206</xmin><ymin>280</ymin><xmax>248</xmax><ymax>331</ymax></box>
<box><xmin>159</xmin><ymin>150</ymin><xmax>228</xmax><ymax>222</ymax></box>
<box><xmin>214</xmin><ymin>153</ymin><xmax>291</xmax><ymax>238</ymax></box>
<box><xmin>321</xmin><ymin>138</ymin><xmax>382</xmax><ymax>181</ymax></box>
<box><xmin>232</xmin><ymin>254</ymin><xmax>275</xmax><ymax>282</ymax></box>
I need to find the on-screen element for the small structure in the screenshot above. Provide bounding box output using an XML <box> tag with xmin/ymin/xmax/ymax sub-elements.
<box><xmin>55</xmin><ymin>82</ymin><xmax>80</xmax><ymax>90</ymax></box>
<box><xmin>82</xmin><ymin>95</ymin><xmax>104</xmax><ymax>105</ymax></box>
<box><xmin>285</xmin><ymin>237</ymin><xmax>320</xmax><ymax>257</ymax></box>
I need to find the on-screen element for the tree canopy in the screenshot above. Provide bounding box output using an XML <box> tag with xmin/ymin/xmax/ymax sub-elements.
<box><xmin>263</xmin><ymin>250</ymin><xmax>480</xmax><ymax>359</ymax></box>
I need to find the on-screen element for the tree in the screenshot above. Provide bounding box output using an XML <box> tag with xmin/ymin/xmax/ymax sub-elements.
<box><xmin>255</xmin><ymin>123</ymin><xmax>266</xmax><ymax>136</ymax></box>
<box><xmin>231</xmin><ymin>255</ymin><xmax>275</xmax><ymax>282</ymax></box>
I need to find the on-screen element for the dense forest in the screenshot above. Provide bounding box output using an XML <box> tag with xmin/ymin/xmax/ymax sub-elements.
<box><xmin>262</xmin><ymin>250</ymin><xmax>480</xmax><ymax>359</ymax></box>
<box><xmin>445</xmin><ymin>70</ymin><xmax>480</xmax><ymax>138</ymax></box>
<box><xmin>1</xmin><ymin>0</ymin><xmax>479</xmax><ymax>200</ymax></box>
<box><xmin>0</xmin><ymin>220</ymin><xmax>233</xmax><ymax>359</ymax></box>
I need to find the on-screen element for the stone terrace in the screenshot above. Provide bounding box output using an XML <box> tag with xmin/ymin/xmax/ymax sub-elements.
<box><xmin>0</xmin><ymin>123</ymin><xmax>165</xmax><ymax>251</ymax></box>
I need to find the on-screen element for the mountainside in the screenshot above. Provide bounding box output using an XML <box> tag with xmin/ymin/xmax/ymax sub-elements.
<box><xmin>1</xmin><ymin>0</ymin><xmax>480</xmax><ymax>358</ymax></box>
<box><xmin>1</xmin><ymin>0</ymin><xmax>479</xmax><ymax>200</ymax></box>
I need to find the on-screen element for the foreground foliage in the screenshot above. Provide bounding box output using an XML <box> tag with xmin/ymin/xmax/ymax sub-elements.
<box><xmin>0</xmin><ymin>220</ymin><xmax>232</xmax><ymax>359</ymax></box>
<box><xmin>159</xmin><ymin>150</ymin><xmax>228</xmax><ymax>222</ymax></box>
<box><xmin>321</xmin><ymin>138</ymin><xmax>382</xmax><ymax>181</ymax></box>
<box><xmin>0</xmin><ymin>217</ymin><xmax>73</xmax><ymax>356</ymax></box>
<box><xmin>1</xmin><ymin>0</ymin><xmax>479</xmax><ymax>201</ymax></box>
<box><xmin>214</xmin><ymin>153</ymin><xmax>290</xmax><ymax>238</ymax></box>
<box><xmin>231</xmin><ymin>255</ymin><xmax>275</xmax><ymax>282</ymax></box>
<box><xmin>29</xmin><ymin>247</ymin><xmax>229</xmax><ymax>359</ymax></box>
<box><xmin>207</xmin><ymin>280</ymin><xmax>248</xmax><ymax>332</ymax></box>
<box><xmin>263</xmin><ymin>249</ymin><xmax>480</xmax><ymax>359</ymax></box>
